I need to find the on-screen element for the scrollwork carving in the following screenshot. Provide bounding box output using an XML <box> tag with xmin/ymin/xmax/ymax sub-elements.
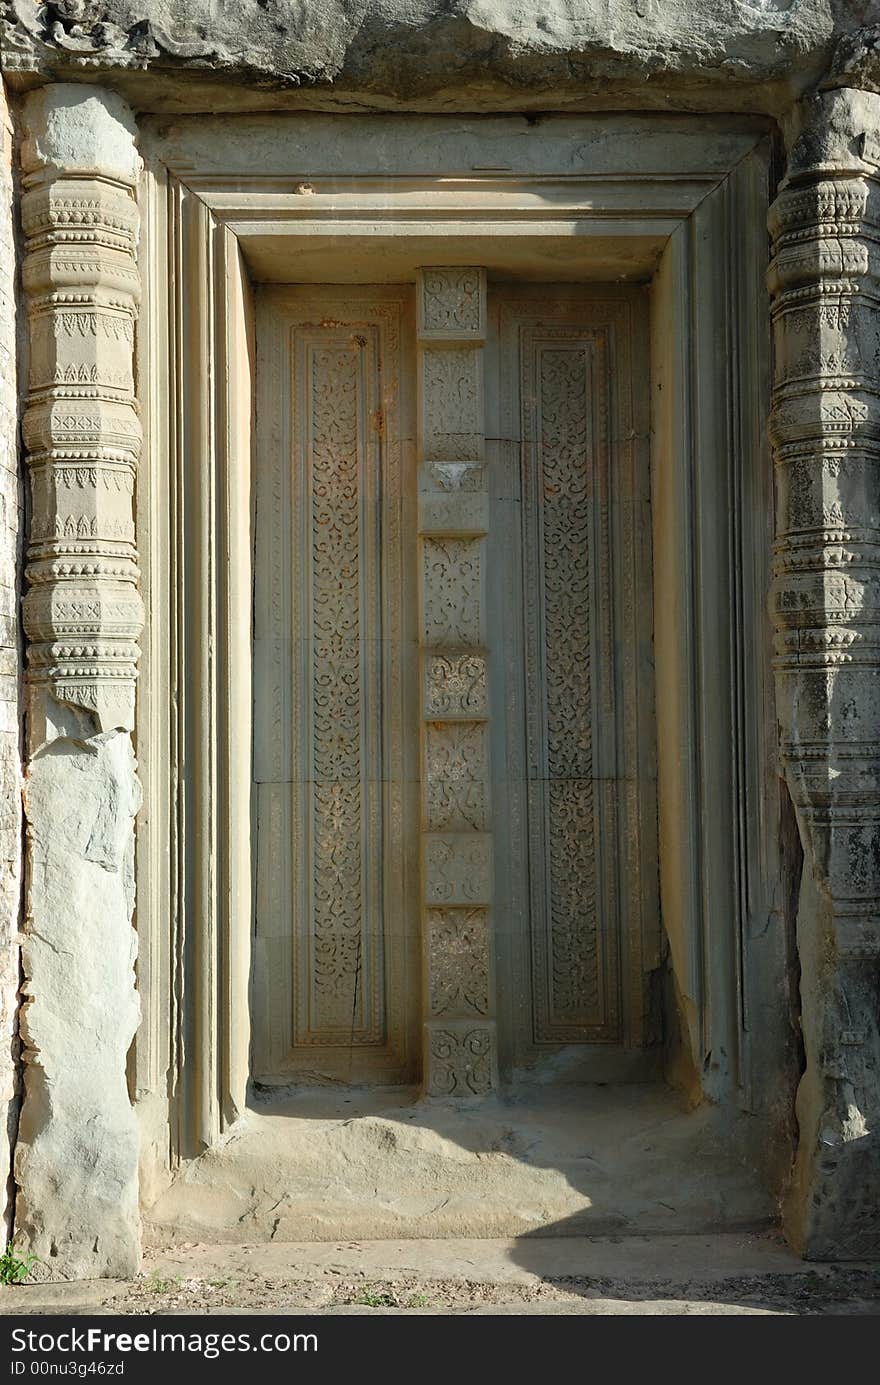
<box><xmin>421</xmin><ymin>349</ymin><xmax>483</xmax><ymax>462</ymax></box>
<box><xmin>422</xmin><ymin>539</ymin><xmax>483</xmax><ymax>645</ymax></box>
<box><xmin>425</xmin><ymin>721</ymin><xmax>489</xmax><ymax>832</ymax></box>
<box><xmin>419</xmin><ymin>268</ymin><xmax>485</xmax><ymax>338</ymax></box>
<box><xmin>426</xmin><ymin>1026</ymin><xmax>492</xmax><ymax>1096</ymax></box>
<box><xmin>424</xmin><ymin>834</ymin><xmax>492</xmax><ymax>905</ymax></box>
<box><xmin>424</xmin><ymin>652</ymin><xmax>488</xmax><ymax>717</ymax></box>
<box><xmin>523</xmin><ymin>338</ymin><xmax>605</xmax><ymax>1037</ymax></box>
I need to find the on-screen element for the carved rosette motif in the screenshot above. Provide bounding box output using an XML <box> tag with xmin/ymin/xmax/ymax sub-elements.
<box><xmin>768</xmin><ymin>88</ymin><xmax>880</xmax><ymax>1255</ymax></box>
<box><xmin>417</xmin><ymin>267</ymin><xmax>496</xmax><ymax>1094</ymax></box>
<box><xmin>21</xmin><ymin>114</ymin><xmax>143</xmax><ymax>732</ymax></box>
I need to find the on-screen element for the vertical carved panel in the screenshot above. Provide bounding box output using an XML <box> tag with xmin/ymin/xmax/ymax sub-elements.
<box><xmin>496</xmin><ymin>295</ymin><xmax>656</xmax><ymax>1061</ymax></box>
<box><xmin>417</xmin><ymin>267</ymin><xmax>497</xmax><ymax>1096</ymax></box>
<box><xmin>304</xmin><ymin>340</ymin><xmax>375</xmax><ymax>1039</ymax></box>
<box><xmin>254</xmin><ymin>293</ymin><xmax>414</xmax><ymax>1081</ymax></box>
<box><xmin>526</xmin><ymin>340</ymin><xmax>607</xmax><ymax>1038</ymax></box>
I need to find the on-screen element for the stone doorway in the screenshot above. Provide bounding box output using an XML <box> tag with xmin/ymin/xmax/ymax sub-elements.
<box><xmin>132</xmin><ymin>115</ymin><xmax>780</xmax><ymax>1239</ymax></box>
<box><xmin>251</xmin><ymin>279</ymin><xmax>659</xmax><ymax>1091</ymax></box>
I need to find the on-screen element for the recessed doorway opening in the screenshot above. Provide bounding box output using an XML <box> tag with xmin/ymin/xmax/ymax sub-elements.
<box><xmin>250</xmin><ymin>272</ymin><xmax>659</xmax><ymax>1094</ymax></box>
<box><xmin>138</xmin><ymin>118</ymin><xmax>783</xmax><ymax>1239</ymax></box>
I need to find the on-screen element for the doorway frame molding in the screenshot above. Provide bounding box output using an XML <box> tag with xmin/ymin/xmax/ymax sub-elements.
<box><xmin>134</xmin><ymin>112</ymin><xmax>782</xmax><ymax>1168</ymax></box>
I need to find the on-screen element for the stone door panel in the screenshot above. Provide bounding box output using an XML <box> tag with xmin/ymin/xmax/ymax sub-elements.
<box><xmin>252</xmin><ymin>287</ymin><xmax>420</xmax><ymax>1084</ymax></box>
<box><xmin>488</xmin><ymin>288</ymin><xmax>660</xmax><ymax>1075</ymax></box>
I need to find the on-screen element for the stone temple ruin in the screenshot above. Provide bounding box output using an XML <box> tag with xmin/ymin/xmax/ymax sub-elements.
<box><xmin>0</xmin><ymin>1</ymin><xmax>878</xmax><ymax>1278</ymax></box>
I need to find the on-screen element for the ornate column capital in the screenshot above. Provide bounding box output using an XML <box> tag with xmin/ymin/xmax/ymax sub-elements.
<box><xmin>20</xmin><ymin>83</ymin><xmax>143</xmax><ymax>737</ymax></box>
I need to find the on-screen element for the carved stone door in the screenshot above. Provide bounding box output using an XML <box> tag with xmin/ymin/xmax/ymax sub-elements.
<box><xmin>252</xmin><ymin>279</ymin><xmax>659</xmax><ymax>1091</ymax></box>
<box><xmin>252</xmin><ymin>287</ymin><xmax>420</xmax><ymax>1085</ymax></box>
<box><xmin>487</xmin><ymin>286</ymin><xmax>661</xmax><ymax>1080</ymax></box>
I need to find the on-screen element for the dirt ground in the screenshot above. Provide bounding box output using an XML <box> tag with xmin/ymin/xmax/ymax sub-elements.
<box><xmin>2</xmin><ymin>1234</ymin><xmax>879</xmax><ymax>1316</ymax></box>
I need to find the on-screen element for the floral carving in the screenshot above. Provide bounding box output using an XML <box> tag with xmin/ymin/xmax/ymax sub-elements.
<box><xmin>425</xmin><ymin>721</ymin><xmax>488</xmax><ymax>831</ymax></box>
<box><xmin>427</xmin><ymin>910</ymin><xmax>490</xmax><ymax>1017</ymax></box>
<box><xmin>306</xmin><ymin>347</ymin><xmax>366</xmax><ymax>1030</ymax></box>
<box><xmin>421</xmin><ymin>349</ymin><xmax>482</xmax><ymax>462</ymax></box>
<box><xmin>422</xmin><ymin>539</ymin><xmax>482</xmax><ymax>645</ymax></box>
<box><xmin>256</xmin><ymin>298</ymin><xmax>409</xmax><ymax>1075</ymax></box>
<box><xmin>526</xmin><ymin>342</ymin><xmax>601</xmax><ymax>1034</ymax></box>
<box><xmin>424</xmin><ymin>834</ymin><xmax>492</xmax><ymax>905</ymax></box>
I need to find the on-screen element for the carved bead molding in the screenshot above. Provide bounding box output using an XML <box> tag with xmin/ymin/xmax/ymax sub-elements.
<box><xmin>417</xmin><ymin>267</ymin><xmax>497</xmax><ymax>1097</ymax></box>
<box><xmin>20</xmin><ymin>85</ymin><xmax>143</xmax><ymax>735</ymax></box>
<box><xmin>769</xmin><ymin>87</ymin><xmax>880</xmax><ymax>1256</ymax></box>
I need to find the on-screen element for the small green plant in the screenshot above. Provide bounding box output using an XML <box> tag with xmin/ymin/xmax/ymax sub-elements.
<box><xmin>0</xmin><ymin>1245</ymin><xmax>40</xmax><ymax>1286</ymax></box>
<box><xmin>342</xmin><ymin>1283</ymin><xmax>433</xmax><ymax>1309</ymax></box>
<box><xmin>351</xmin><ymin>1289</ymin><xmax>399</xmax><ymax>1308</ymax></box>
<box><xmin>146</xmin><ymin>1272</ymin><xmax>182</xmax><ymax>1295</ymax></box>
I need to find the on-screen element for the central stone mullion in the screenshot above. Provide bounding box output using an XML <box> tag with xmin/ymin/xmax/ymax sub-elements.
<box><xmin>416</xmin><ymin>267</ymin><xmax>497</xmax><ymax>1095</ymax></box>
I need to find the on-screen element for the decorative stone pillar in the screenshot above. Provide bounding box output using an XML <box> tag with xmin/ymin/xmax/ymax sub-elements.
<box><xmin>15</xmin><ymin>85</ymin><xmax>143</xmax><ymax>1276</ymax></box>
<box><xmin>768</xmin><ymin>87</ymin><xmax>880</xmax><ymax>1258</ymax></box>
<box><xmin>416</xmin><ymin>268</ymin><xmax>497</xmax><ymax>1095</ymax></box>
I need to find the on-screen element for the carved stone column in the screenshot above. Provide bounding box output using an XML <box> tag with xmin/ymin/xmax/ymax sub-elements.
<box><xmin>416</xmin><ymin>268</ymin><xmax>498</xmax><ymax>1095</ymax></box>
<box><xmin>768</xmin><ymin>87</ymin><xmax>880</xmax><ymax>1258</ymax></box>
<box><xmin>15</xmin><ymin>85</ymin><xmax>142</xmax><ymax>1276</ymax></box>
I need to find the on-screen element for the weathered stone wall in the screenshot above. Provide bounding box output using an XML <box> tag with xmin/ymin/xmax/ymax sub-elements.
<box><xmin>0</xmin><ymin>76</ymin><xmax>22</xmax><ymax>1239</ymax></box>
<box><xmin>1</xmin><ymin>1</ymin><xmax>878</xmax><ymax>115</ymax></box>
